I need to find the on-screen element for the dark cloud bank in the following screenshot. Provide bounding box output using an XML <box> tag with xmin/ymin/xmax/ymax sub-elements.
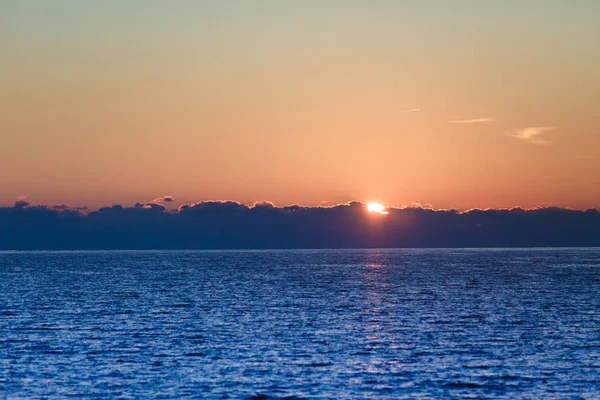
<box><xmin>1</xmin><ymin>201</ymin><xmax>599</xmax><ymax>250</ymax></box>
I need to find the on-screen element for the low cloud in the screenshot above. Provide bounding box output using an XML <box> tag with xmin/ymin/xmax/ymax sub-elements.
<box><xmin>0</xmin><ymin>200</ymin><xmax>598</xmax><ymax>249</ymax></box>
<box><xmin>14</xmin><ymin>196</ymin><xmax>29</xmax><ymax>208</ymax></box>
<box><xmin>14</xmin><ymin>200</ymin><xmax>30</xmax><ymax>208</ymax></box>
<box><xmin>506</xmin><ymin>127</ymin><xmax>557</xmax><ymax>146</ymax></box>
<box><xmin>403</xmin><ymin>108</ymin><xmax>422</xmax><ymax>112</ymax></box>
<box><xmin>449</xmin><ymin>118</ymin><xmax>494</xmax><ymax>124</ymax></box>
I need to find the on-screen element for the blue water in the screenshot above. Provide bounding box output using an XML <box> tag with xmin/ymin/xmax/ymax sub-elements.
<box><xmin>1</xmin><ymin>249</ymin><xmax>599</xmax><ymax>399</ymax></box>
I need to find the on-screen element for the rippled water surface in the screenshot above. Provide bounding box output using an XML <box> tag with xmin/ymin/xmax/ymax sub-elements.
<box><xmin>1</xmin><ymin>249</ymin><xmax>600</xmax><ymax>399</ymax></box>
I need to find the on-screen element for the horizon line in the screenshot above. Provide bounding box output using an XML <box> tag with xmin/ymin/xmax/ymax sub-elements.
<box><xmin>4</xmin><ymin>198</ymin><xmax>600</xmax><ymax>214</ymax></box>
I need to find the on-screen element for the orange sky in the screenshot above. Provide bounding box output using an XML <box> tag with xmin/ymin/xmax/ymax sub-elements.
<box><xmin>1</xmin><ymin>1</ymin><xmax>599</xmax><ymax>210</ymax></box>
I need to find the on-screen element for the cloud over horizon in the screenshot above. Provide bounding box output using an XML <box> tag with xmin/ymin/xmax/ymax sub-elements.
<box><xmin>150</xmin><ymin>195</ymin><xmax>175</xmax><ymax>204</ymax></box>
<box><xmin>1</xmin><ymin>200</ymin><xmax>598</xmax><ymax>250</ymax></box>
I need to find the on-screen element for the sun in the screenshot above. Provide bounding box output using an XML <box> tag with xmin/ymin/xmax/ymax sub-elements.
<box><xmin>367</xmin><ymin>203</ymin><xmax>388</xmax><ymax>215</ymax></box>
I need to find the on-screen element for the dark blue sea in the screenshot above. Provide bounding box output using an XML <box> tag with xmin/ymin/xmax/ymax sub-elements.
<box><xmin>1</xmin><ymin>249</ymin><xmax>599</xmax><ymax>399</ymax></box>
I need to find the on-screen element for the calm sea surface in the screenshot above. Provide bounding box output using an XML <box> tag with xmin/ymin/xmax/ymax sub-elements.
<box><xmin>1</xmin><ymin>249</ymin><xmax>599</xmax><ymax>399</ymax></box>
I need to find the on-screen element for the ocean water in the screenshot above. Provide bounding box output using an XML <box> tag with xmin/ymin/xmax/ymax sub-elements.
<box><xmin>1</xmin><ymin>249</ymin><xmax>599</xmax><ymax>399</ymax></box>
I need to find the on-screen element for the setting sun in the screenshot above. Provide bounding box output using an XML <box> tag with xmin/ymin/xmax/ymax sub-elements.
<box><xmin>367</xmin><ymin>203</ymin><xmax>388</xmax><ymax>215</ymax></box>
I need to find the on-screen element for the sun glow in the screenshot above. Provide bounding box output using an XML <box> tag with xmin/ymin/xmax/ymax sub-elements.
<box><xmin>367</xmin><ymin>203</ymin><xmax>388</xmax><ymax>215</ymax></box>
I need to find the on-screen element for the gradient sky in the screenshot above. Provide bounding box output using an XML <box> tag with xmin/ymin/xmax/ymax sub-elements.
<box><xmin>1</xmin><ymin>1</ymin><xmax>599</xmax><ymax>210</ymax></box>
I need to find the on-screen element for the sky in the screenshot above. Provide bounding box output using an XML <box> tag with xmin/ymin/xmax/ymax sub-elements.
<box><xmin>1</xmin><ymin>1</ymin><xmax>599</xmax><ymax>210</ymax></box>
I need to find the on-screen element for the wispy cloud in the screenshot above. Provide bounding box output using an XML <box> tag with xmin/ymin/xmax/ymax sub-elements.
<box><xmin>150</xmin><ymin>195</ymin><xmax>175</xmax><ymax>204</ymax></box>
<box><xmin>402</xmin><ymin>108</ymin><xmax>422</xmax><ymax>112</ymax></box>
<box><xmin>449</xmin><ymin>117</ymin><xmax>494</xmax><ymax>124</ymax></box>
<box><xmin>505</xmin><ymin>127</ymin><xmax>558</xmax><ymax>146</ymax></box>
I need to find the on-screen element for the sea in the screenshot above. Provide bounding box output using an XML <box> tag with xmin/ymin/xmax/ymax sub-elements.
<box><xmin>1</xmin><ymin>249</ymin><xmax>599</xmax><ymax>399</ymax></box>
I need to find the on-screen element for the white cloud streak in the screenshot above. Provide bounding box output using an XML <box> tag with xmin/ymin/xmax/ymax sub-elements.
<box><xmin>448</xmin><ymin>117</ymin><xmax>494</xmax><ymax>124</ymax></box>
<box><xmin>505</xmin><ymin>127</ymin><xmax>558</xmax><ymax>146</ymax></box>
